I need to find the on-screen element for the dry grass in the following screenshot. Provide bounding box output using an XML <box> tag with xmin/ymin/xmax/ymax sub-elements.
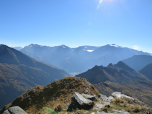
<box><xmin>0</xmin><ymin>77</ymin><xmax>99</xmax><ymax>114</ymax></box>
<box><xmin>103</xmin><ymin>98</ymin><xmax>152</xmax><ymax>114</ymax></box>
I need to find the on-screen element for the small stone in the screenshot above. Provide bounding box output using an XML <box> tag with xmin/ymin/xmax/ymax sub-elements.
<box><xmin>55</xmin><ymin>105</ymin><xmax>62</xmax><ymax>112</ymax></box>
<box><xmin>65</xmin><ymin>103</ymin><xmax>70</xmax><ymax>109</ymax></box>
<box><xmin>105</xmin><ymin>105</ymin><xmax>110</xmax><ymax>108</ymax></box>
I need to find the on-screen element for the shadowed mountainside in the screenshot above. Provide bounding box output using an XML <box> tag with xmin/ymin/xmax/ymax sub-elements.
<box><xmin>0</xmin><ymin>44</ymin><xmax>70</xmax><ymax>109</ymax></box>
<box><xmin>139</xmin><ymin>63</ymin><xmax>152</xmax><ymax>80</ymax></box>
<box><xmin>11</xmin><ymin>46</ymin><xmax>23</xmax><ymax>50</ymax></box>
<box><xmin>76</xmin><ymin>61</ymin><xmax>152</xmax><ymax>107</ymax></box>
<box><xmin>123</xmin><ymin>55</ymin><xmax>152</xmax><ymax>71</ymax></box>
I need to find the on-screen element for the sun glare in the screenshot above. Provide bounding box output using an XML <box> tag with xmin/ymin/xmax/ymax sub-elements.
<box><xmin>97</xmin><ymin>0</ymin><xmax>114</xmax><ymax>9</ymax></box>
<box><xmin>102</xmin><ymin>0</ymin><xmax>114</xmax><ymax>3</ymax></box>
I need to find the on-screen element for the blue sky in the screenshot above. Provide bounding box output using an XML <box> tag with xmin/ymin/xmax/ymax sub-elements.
<box><xmin>0</xmin><ymin>0</ymin><xmax>152</xmax><ymax>52</ymax></box>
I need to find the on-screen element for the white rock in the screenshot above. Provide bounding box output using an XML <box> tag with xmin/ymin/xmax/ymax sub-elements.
<box><xmin>112</xmin><ymin>92</ymin><xmax>134</xmax><ymax>100</ymax></box>
<box><xmin>3</xmin><ymin>106</ymin><xmax>27</xmax><ymax>114</ymax></box>
<box><xmin>98</xmin><ymin>94</ymin><xmax>109</xmax><ymax>102</ymax></box>
<box><xmin>73</xmin><ymin>92</ymin><xmax>92</xmax><ymax>105</ymax></box>
<box><xmin>91</xmin><ymin>112</ymin><xmax>95</xmax><ymax>114</ymax></box>
<box><xmin>108</xmin><ymin>96</ymin><xmax>114</xmax><ymax>101</ymax></box>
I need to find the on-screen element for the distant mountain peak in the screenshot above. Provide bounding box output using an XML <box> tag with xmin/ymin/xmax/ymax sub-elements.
<box><xmin>116</xmin><ymin>61</ymin><xmax>126</xmax><ymax>65</ymax></box>
<box><xmin>115</xmin><ymin>61</ymin><xmax>135</xmax><ymax>72</ymax></box>
<box><xmin>108</xmin><ymin>63</ymin><xmax>114</xmax><ymax>67</ymax></box>
<box><xmin>29</xmin><ymin>44</ymin><xmax>40</xmax><ymax>47</ymax></box>
<box><xmin>107</xmin><ymin>44</ymin><xmax>120</xmax><ymax>47</ymax></box>
<box><xmin>76</xmin><ymin>60</ymin><xmax>140</xmax><ymax>84</ymax></box>
<box><xmin>0</xmin><ymin>44</ymin><xmax>8</xmax><ymax>49</ymax></box>
<box><xmin>0</xmin><ymin>45</ymin><xmax>12</xmax><ymax>52</ymax></box>
<box><xmin>60</xmin><ymin>45</ymin><xmax>69</xmax><ymax>48</ymax></box>
<box><xmin>93</xmin><ymin>65</ymin><xmax>99</xmax><ymax>69</ymax></box>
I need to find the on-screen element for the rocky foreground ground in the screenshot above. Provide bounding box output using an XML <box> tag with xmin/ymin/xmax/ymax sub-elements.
<box><xmin>1</xmin><ymin>77</ymin><xmax>152</xmax><ymax>114</ymax></box>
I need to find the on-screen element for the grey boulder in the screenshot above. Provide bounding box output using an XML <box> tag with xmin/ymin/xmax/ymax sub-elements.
<box><xmin>3</xmin><ymin>106</ymin><xmax>27</xmax><ymax>114</ymax></box>
<box><xmin>73</xmin><ymin>92</ymin><xmax>93</xmax><ymax>105</ymax></box>
<box><xmin>82</xmin><ymin>93</ymin><xmax>96</xmax><ymax>101</ymax></box>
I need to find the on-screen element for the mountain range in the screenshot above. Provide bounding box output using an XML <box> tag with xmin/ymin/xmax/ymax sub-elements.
<box><xmin>0</xmin><ymin>43</ymin><xmax>152</xmax><ymax>112</ymax></box>
<box><xmin>19</xmin><ymin>44</ymin><xmax>150</xmax><ymax>73</ymax></box>
<box><xmin>0</xmin><ymin>45</ymin><xmax>69</xmax><ymax>109</ymax></box>
<box><xmin>76</xmin><ymin>61</ymin><xmax>152</xmax><ymax>107</ymax></box>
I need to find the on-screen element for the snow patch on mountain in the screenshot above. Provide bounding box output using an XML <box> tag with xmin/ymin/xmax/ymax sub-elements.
<box><xmin>109</xmin><ymin>44</ymin><xmax>119</xmax><ymax>47</ymax></box>
<box><xmin>87</xmin><ymin>50</ymin><xmax>94</xmax><ymax>52</ymax></box>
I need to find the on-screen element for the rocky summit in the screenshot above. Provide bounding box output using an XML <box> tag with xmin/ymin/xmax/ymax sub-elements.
<box><xmin>0</xmin><ymin>77</ymin><xmax>99</xmax><ymax>114</ymax></box>
<box><xmin>1</xmin><ymin>77</ymin><xmax>152</xmax><ymax>114</ymax></box>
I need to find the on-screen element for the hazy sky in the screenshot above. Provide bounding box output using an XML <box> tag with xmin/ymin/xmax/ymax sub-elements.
<box><xmin>0</xmin><ymin>0</ymin><xmax>152</xmax><ymax>52</ymax></box>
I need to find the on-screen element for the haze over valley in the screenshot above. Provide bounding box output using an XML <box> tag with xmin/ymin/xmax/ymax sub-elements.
<box><xmin>13</xmin><ymin>44</ymin><xmax>150</xmax><ymax>74</ymax></box>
